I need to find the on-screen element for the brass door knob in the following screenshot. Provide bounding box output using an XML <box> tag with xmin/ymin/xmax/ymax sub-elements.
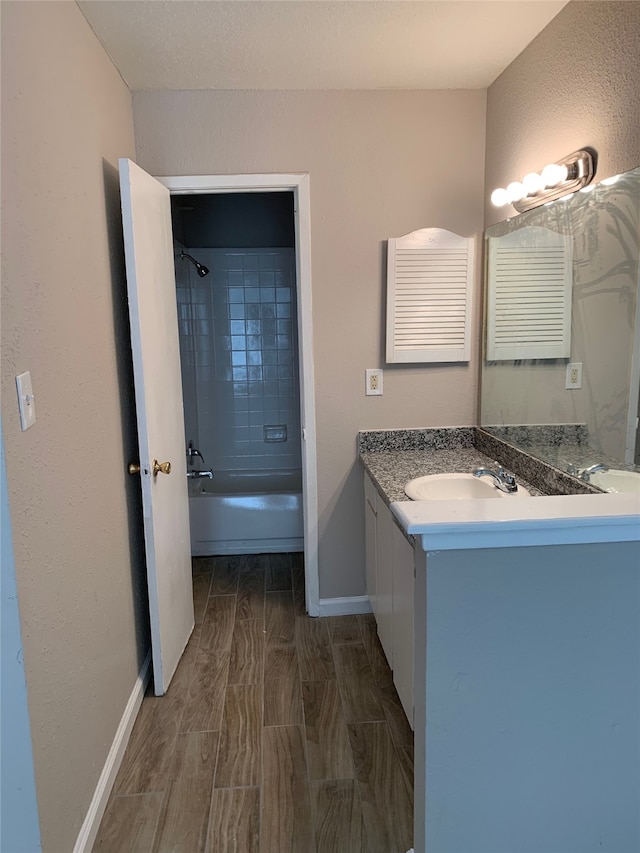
<box><xmin>153</xmin><ymin>460</ymin><xmax>172</xmax><ymax>476</ymax></box>
<box><xmin>128</xmin><ymin>463</ymin><xmax>140</xmax><ymax>475</ymax></box>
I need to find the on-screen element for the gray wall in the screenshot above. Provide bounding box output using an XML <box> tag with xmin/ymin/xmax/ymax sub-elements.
<box><xmin>133</xmin><ymin>89</ymin><xmax>487</xmax><ymax>598</ymax></box>
<box><xmin>0</xmin><ymin>4</ymin><xmax>147</xmax><ymax>850</ymax></box>
<box><xmin>416</xmin><ymin>542</ymin><xmax>640</xmax><ymax>852</ymax></box>
<box><xmin>485</xmin><ymin>0</ymin><xmax>640</xmax><ymax>227</ymax></box>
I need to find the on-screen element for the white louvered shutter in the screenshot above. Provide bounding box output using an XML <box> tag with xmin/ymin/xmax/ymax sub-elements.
<box><xmin>386</xmin><ymin>228</ymin><xmax>474</xmax><ymax>363</ymax></box>
<box><xmin>486</xmin><ymin>226</ymin><xmax>573</xmax><ymax>360</ymax></box>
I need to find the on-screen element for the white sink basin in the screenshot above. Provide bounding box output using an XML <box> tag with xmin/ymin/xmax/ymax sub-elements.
<box><xmin>588</xmin><ymin>468</ymin><xmax>640</xmax><ymax>494</ymax></box>
<box><xmin>405</xmin><ymin>473</ymin><xmax>531</xmax><ymax>501</ymax></box>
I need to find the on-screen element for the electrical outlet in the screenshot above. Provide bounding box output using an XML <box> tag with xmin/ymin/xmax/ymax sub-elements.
<box><xmin>365</xmin><ymin>368</ymin><xmax>383</xmax><ymax>396</ymax></box>
<box><xmin>565</xmin><ymin>362</ymin><xmax>582</xmax><ymax>389</ymax></box>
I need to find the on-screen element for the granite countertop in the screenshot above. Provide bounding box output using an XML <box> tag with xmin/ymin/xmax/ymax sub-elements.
<box><xmin>357</xmin><ymin>428</ymin><xmax>640</xmax><ymax>550</ymax></box>
<box><xmin>360</xmin><ymin>447</ymin><xmax>542</xmax><ymax>505</ymax></box>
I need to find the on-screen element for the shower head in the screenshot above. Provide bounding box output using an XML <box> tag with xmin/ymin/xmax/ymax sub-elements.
<box><xmin>180</xmin><ymin>250</ymin><xmax>209</xmax><ymax>278</ymax></box>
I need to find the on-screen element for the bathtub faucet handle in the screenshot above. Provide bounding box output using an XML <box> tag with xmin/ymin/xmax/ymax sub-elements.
<box><xmin>187</xmin><ymin>441</ymin><xmax>205</xmax><ymax>464</ymax></box>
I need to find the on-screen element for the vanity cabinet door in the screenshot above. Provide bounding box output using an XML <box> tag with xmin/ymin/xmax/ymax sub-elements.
<box><xmin>392</xmin><ymin>523</ymin><xmax>414</xmax><ymax>728</ymax></box>
<box><xmin>364</xmin><ymin>473</ymin><xmax>378</xmax><ymax>615</ymax></box>
<box><xmin>376</xmin><ymin>497</ymin><xmax>394</xmax><ymax>669</ymax></box>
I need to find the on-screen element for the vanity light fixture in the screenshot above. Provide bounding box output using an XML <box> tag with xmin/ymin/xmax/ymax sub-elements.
<box><xmin>491</xmin><ymin>148</ymin><xmax>597</xmax><ymax>213</ymax></box>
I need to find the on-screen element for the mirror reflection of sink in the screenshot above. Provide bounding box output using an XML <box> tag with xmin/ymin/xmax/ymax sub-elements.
<box><xmin>404</xmin><ymin>473</ymin><xmax>531</xmax><ymax>501</ymax></box>
<box><xmin>588</xmin><ymin>469</ymin><xmax>640</xmax><ymax>494</ymax></box>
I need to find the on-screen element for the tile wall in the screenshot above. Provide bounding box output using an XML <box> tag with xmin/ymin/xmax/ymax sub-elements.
<box><xmin>176</xmin><ymin>248</ymin><xmax>301</xmax><ymax>475</ymax></box>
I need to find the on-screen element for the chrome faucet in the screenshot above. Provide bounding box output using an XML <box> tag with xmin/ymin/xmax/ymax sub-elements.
<box><xmin>186</xmin><ymin>469</ymin><xmax>214</xmax><ymax>479</ymax></box>
<box><xmin>187</xmin><ymin>440</ymin><xmax>205</xmax><ymax>464</ymax></box>
<box><xmin>579</xmin><ymin>463</ymin><xmax>609</xmax><ymax>482</ymax></box>
<box><xmin>473</xmin><ymin>467</ymin><xmax>518</xmax><ymax>493</ymax></box>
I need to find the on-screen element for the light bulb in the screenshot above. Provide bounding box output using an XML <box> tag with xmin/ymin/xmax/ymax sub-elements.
<box><xmin>522</xmin><ymin>172</ymin><xmax>544</xmax><ymax>195</ymax></box>
<box><xmin>541</xmin><ymin>163</ymin><xmax>568</xmax><ymax>187</ymax></box>
<box><xmin>506</xmin><ymin>181</ymin><xmax>526</xmax><ymax>203</ymax></box>
<box><xmin>490</xmin><ymin>187</ymin><xmax>510</xmax><ymax>207</ymax></box>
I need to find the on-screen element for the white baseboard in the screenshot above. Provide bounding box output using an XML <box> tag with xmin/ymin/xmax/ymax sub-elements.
<box><xmin>317</xmin><ymin>595</ymin><xmax>372</xmax><ymax>616</ymax></box>
<box><xmin>73</xmin><ymin>650</ymin><xmax>152</xmax><ymax>853</ymax></box>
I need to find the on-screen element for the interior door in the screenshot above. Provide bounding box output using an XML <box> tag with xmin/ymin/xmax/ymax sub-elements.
<box><xmin>119</xmin><ymin>158</ymin><xmax>194</xmax><ymax>695</ymax></box>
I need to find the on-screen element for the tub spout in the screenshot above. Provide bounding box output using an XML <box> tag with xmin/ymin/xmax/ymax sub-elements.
<box><xmin>187</xmin><ymin>469</ymin><xmax>214</xmax><ymax>479</ymax></box>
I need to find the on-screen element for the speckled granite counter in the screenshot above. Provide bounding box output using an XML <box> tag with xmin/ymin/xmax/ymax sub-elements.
<box><xmin>358</xmin><ymin>427</ymin><xmax>640</xmax><ymax>551</ymax></box>
<box><xmin>360</xmin><ymin>447</ymin><xmax>542</xmax><ymax>505</ymax></box>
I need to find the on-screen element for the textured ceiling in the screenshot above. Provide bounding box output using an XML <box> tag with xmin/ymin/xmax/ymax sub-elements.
<box><xmin>78</xmin><ymin>0</ymin><xmax>568</xmax><ymax>91</ymax></box>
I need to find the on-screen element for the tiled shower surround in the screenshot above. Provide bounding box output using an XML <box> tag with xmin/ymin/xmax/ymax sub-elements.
<box><xmin>176</xmin><ymin>248</ymin><xmax>301</xmax><ymax>474</ymax></box>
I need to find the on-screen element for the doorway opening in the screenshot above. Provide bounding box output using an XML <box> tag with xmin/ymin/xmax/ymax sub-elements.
<box><xmin>160</xmin><ymin>174</ymin><xmax>319</xmax><ymax>616</ymax></box>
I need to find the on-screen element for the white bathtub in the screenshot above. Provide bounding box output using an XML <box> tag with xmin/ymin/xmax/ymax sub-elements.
<box><xmin>188</xmin><ymin>468</ymin><xmax>304</xmax><ymax>556</ymax></box>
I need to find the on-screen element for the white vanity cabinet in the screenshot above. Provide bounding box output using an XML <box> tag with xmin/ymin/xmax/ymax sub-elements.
<box><xmin>364</xmin><ymin>471</ymin><xmax>378</xmax><ymax>617</ymax></box>
<box><xmin>363</xmin><ymin>471</ymin><xmax>414</xmax><ymax>727</ymax></box>
<box><xmin>391</xmin><ymin>521</ymin><xmax>414</xmax><ymax>725</ymax></box>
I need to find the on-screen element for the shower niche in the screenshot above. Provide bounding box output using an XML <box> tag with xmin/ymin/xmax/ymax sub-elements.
<box><xmin>171</xmin><ymin>192</ymin><xmax>304</xmax><ymax>556</ymax></box>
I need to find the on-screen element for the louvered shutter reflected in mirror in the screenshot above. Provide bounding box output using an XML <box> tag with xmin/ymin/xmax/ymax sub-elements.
<box><xmin>386</xmin><ymin>228</ymin><xmax>474</xmax><ymax>363</ymax></box>
<box><xmin>486</xmin><ymin>226</ymin><xmax>573</xmax><ymax>361</ymax></box>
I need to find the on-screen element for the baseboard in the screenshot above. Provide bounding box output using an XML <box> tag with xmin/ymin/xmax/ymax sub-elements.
<box><xmin>317</xmin><ymin>595</ymin><xmax>372</xmax><ymax>616</ymax></box>
<box><xmin>73</xmin><ymin>650</ymin><xmax>152</xmax><ymax>853</ymax></box>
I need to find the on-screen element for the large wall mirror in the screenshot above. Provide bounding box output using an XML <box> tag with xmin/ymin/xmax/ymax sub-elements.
<box><xmin>481</xmin><ymin>165</ymin><xmax>640</xmax><ymax>477</ymax></box>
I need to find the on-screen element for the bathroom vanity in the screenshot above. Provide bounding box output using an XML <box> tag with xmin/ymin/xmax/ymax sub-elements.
<box><xmin>360</xmin><ymin>427</ymin><xmax>640</xmax><ymax>853</ymax></box>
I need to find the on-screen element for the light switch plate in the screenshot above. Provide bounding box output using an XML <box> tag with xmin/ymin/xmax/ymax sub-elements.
<box><xmin>16</xmin><ymin>371</ymin><xmax>36</xmax><ymax>430</ymax></box>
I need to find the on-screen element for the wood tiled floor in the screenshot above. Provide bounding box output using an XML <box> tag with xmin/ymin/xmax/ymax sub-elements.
<box><xmin>94</xmin><ymin>553</ymin><xmax>414</xmax><ymax>853</ymax></box>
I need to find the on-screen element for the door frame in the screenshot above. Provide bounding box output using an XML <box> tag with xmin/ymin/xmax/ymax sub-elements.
<box><xmin>158</xmin><ymin>173</ymin><xmax>319</xmax><ymax>616</ymax></box>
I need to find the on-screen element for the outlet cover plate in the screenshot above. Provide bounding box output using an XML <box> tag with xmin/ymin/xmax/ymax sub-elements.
<box><xmin>565</xmin><ymin>362</ymin><xmax>582</xmax><ymax>389</ymax></box>
<box><xmin>366</xmin><ymin>368</ymin><xmax>383</xmax><ymax>396</ymax></box>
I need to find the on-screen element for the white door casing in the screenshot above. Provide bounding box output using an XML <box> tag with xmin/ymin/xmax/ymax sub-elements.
<box><xmin>119</xmin><ymin>159</ymin><xmax>194</xmax><ymax>694</ymax></box>
<box><xmin>158</xmin><ymin>173</ymin><xmax>319</xmax><ymax>617</ymax></box>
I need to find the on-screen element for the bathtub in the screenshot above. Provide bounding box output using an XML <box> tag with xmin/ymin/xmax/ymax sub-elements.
<box><xmin>188</xmin><ymin>468</ymin><xmax>304</xmax><ymax>556</ymax></box>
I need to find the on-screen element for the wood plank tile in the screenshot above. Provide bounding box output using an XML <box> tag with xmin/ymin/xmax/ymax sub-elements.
<box><xmin>295</xmin><ymin>617</ymin><xmax>335</xmax><ymax>681</ymax></box>
<box><xmin>215</xmin><ymin>685</ymin><xmax>262</xmax><ymax>788</ymax></box>
<box><xmin>265</xmin><ymin>590</ymin><xmax>295</xmax><ymax>646</ymax></box>
<box><xmin>265</xmin><ymin>553</ymin><xmax>292</xmax><ymax>590</ymax></box>
<box><xmin>200</xmin><ymin>595</ymin><xmax>236</xmax><ymax>653</ymax></box>
<box><xmin>327</xmin><ymin>615</ymin><xmax>362</xmax><ymax>645</ymax></box>
<box><xmin>357</xmin><ymin>614</ymin><xmax>394</xmax><ymax>686</ymax></box>
<box><xmin>347</xmin><ymin>722</ymin><xmax>413</xmax><ymax>853</ymax></box>
<box><xmin>378</xmin><ymin>680</ymin><xmax>414</xmax><ymax>752</ymax></box>
<box><xmin>228</xmin><ymin>618</ymin><xmax>264</xmax><ymax>686</ymax></box>
<box><xmin>193</xmin><ymin>573</ymin><xmax>212</xmax><ymax>624</ymax></box>
<box><xmin>302</xmin><ymin>680</ymin><xmax>353</xmax><ymax>780</ymax></box>
<box><xmin>236</xmin><ymin>569</ymin><xmax>265</xmax><ymax>621</ymax></box>
<box><xmin>291</xmin><ymin>551</ymin><xmax>304</xmax><ymax>570</ymax></box>
<box><xmin>397</xmin><ymin>743</ymin><xmax>414</xmax><ymax>806</ymax></box>
<box><xmin>114</xmin><ymin>646</ymin><xmax>194</xmax><ymax>795</ymax></box>
<box><xmin>173</xmin><ymin>626</ymin><xmax>202</xmax><ymax>688</ymax></box>
<box><xmin>292</xmin><ymin>565</ymin><xmax>306</xmax><ymax>616</ymax></box>
<box><xmin>263</xmin><ymin>646</ymin><xmax>302</xmax><ymax>726</ymax></box>
<box><xmin>180</xmin><ymin>649</ymin><xmax>229</xmax><ymax>733</ymax></box>
<box><xmin>206</xmin><ymin>787</ymin><xmax>260</xmax><ymax>853</ymax></box>
<box><xmin>261</xmin><ymin>725</ymin><xmax>314</xmax><ymax>853</ymax></box>
<box><xmin>113</xmin><ymin>699</ymin><xmax>179</xmax><ymax>795</ymax></box>
<box><xmin>333</xmin><ymin>643</ymin><xmax>384</xmax><ymax>723</ymax></box>
<box><xmin>153</xmin><ymin>731</ymin><xmax>218</xmax><ymax>853</ymax></box>
<box><xmin>239</xmin><ymin>553</ymin><xmax>269</xmax><ymax>573</ymax></box>
<box><xmin>192</xmin><ymin>557</ymin><xmax>215</xmax><ymax>574</ymax></box>
<box><xmin>210</xmin><ymin>555</ymin><xmax>241</xmax><ymax>595</ymax></box>
<box><xmin>93</xmin><ymin>792</ymin><xmax>163</xmax><ymax>852</ymax></box>
<box><xmin>311</xmin><ymin>779</ymin><xmax>367</xmax><ymax>853</ymax></box>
